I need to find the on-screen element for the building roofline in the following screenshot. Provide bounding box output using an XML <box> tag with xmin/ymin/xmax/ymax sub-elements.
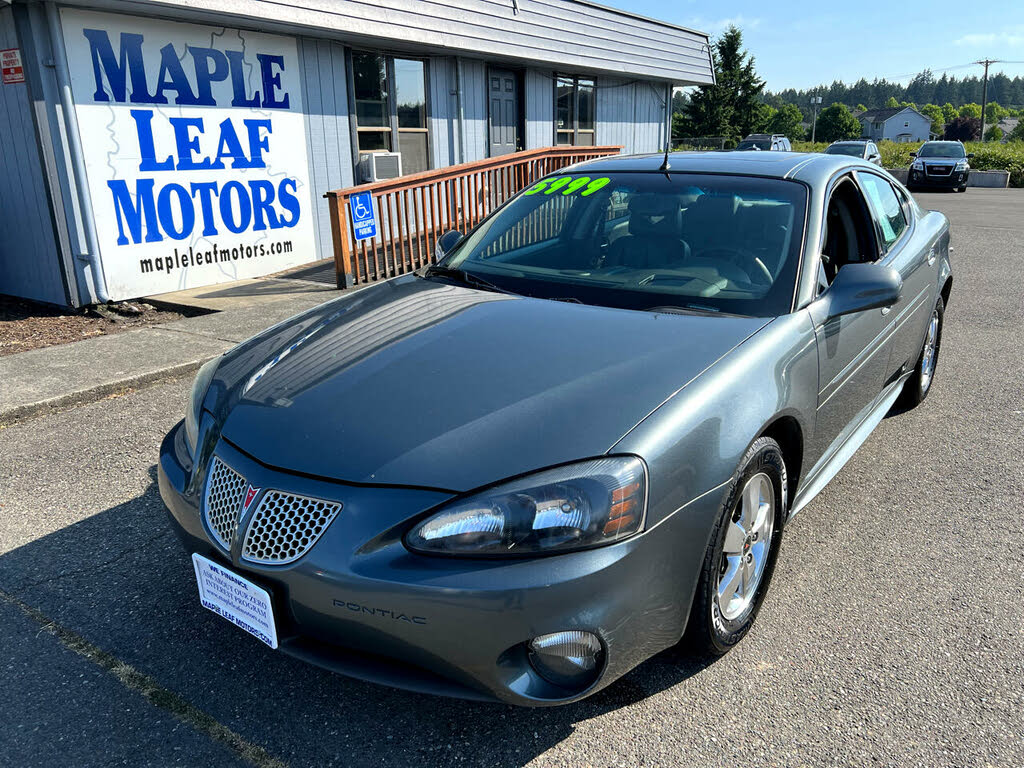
<box><xmin>568</xmin><ymin>0</ymin><xmax>709</xmax><ymax>39</ymax></box>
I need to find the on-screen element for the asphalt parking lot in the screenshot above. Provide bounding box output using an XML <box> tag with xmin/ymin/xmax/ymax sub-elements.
<box><xmin>1</xmin><ymin>188</ymin><xmax>1022</xmax><ymax>768</ymax></box>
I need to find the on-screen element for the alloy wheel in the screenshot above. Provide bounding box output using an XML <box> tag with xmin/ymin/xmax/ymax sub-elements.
<box><xmin>716</xmin><ymin>472</ymin><xmax>775</xmax><ymax>621</ymax></box>
<box><xmin>920</xmin><ymin>310</ymin><xmax>939</xmax><ymax>395</ymax></box>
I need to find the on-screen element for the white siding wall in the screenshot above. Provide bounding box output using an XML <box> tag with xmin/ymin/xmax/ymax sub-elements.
<box><xmin>113</xmin><ymin>0</ymin><xmax>713</xmax><ymax>85</ymax></box>
<box><xmin>524</xmin><ymin>68</ymin><xmax>554</xmax><ymax>149</ymax></box>
<box><xmin>459</xmin><ymin>59</ymin><xmax>489</xmax><ymax>163</ymax></box>
<box><xmin>298</xmin><ymin>37</ymin><xmax>354</xmax><ymax>265</ymax></box>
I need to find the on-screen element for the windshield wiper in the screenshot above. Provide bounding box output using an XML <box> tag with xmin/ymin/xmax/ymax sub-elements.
<box><xmin>645</xmin><ymin>304</ymin><xmax>749</xmax><ymax>318</ymax></box>
<box><xmin>422</xmin><ymin>265</ymin><xmax>515</xmax><ymax>295</ymax></box>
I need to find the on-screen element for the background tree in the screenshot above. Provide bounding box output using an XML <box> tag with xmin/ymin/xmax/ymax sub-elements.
<box><xmin>959</xmin><ymin>103</ymin><xmax>982</xmax><ymax>119</ymax></box>
<box><xmin>941</xmin><ymin>103</ymin><xmax>959</xmax><ymax>123</ymax></box>
<box><xmin>944</xmin><ymin>116</ymin><xmax>981</xmax><ymax>141</ymax></box>
<box><xmin>885</xmin><ymin>96</ymin><xmax>900</xmax><ymax>108</ymax></box>
<box><xmin>985</xmin><ymin>125</ymin><xmax>1004</xmax><ymax>141</ymax></box>
<box><xmin>682</xmin><ymin>25</ymin><xmax>765</xmax><ymax>140</ymax></box>
<box><xmin>919</xmin><ymin>103</ymin><xmax>945</xmax><ymax>135</ymax></box>
<box><xmin>855</xmin><ymin>103</ymin><xmax>868</xmax><ymax>113</ymax></box>
<box><xmin>984</xmin><ymin>102</ymin><xmax>1007</xmax><ymax>123</ymax></box>
<box><xmin>767</xmin><ymin>103</ymin><xmax>806</xmax><ymax>140</ymax></box>
<box><xmin>1009</xmin><ymin>120</ymin><xmax>1024</xmax><ymax>141</ymax></box>
<box><xmin>815</xmin><ymin>103</ymin><xmax>862</xmax><ymax>142</ymax></box>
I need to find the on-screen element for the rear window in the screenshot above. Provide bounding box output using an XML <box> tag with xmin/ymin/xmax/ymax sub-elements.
<box><xmin>441</xmin><ymin>173</ymin><xmax>808</xmax><ymax>317</ymax></box>
<box><xmin>825</xmin><ymin>144</ymin><xmax>865</xmax><ymax>157</ymax></box>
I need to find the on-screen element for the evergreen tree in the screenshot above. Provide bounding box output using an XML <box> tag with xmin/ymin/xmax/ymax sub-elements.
<box><xmin>683</xmin><ymin>26</ymin><xmax>765</xmax><ymax>139</ymax></box>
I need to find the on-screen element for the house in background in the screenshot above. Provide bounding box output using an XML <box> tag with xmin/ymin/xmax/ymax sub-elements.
<box><xmin>997</xmin><ymin>117</ymin><xmax>1019</xmax><ymax>141</ymax></box>
<box><xmin>854</xmin><ymin>107</ymin><xmax>932</xmax><ymax>143</ymax></box>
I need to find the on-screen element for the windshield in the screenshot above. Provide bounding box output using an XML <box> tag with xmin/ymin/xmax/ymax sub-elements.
<box><xmin>438</xmin><ymin>173</ymin><xmax>807</xmax><ymax>317</ymax></box>
<box><xmin>825</xmin><ymin>144</ymin><xmax>866</xmax><ymax>157</ymax></box>
<box><xmin>918</xmin><ymin>143</ymin><xmax>966</xmax><ymax>158</ymax></box>
<box><xmin>736</xmin><ymin>140</ymin><xmax>771</xmax><ymax>151</ymax></box>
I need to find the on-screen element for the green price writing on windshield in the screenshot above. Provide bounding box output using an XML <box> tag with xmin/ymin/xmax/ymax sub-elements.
<box><xmin>522</xmin><ymin>176</ymin><xmax>611</xmax><ymax>197</ymax></box>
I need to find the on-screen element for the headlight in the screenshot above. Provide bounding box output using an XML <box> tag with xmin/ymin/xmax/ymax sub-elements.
<box><xmin>184</xmin><ymin>357</ymin><xmax>220</xmax><ymax>456</ymax></box>
<box><xmin>955</xmin><ymin>160</ymin><xmax>968</xmax><ymax>171</ymax></box>
<box><xmin>405</xmin><ymin>457</ymin><xmax>646</xmax><ymax>556</ymax></box>
<box><xmin>912</xmin><ymin>160</ymin><xmax>924</xmax><ymax>170</ymax></box>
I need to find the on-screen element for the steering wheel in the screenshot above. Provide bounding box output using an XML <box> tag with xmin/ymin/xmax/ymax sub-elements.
<box><xmin>694</xmin><ymin>246</ymin><xmax>773</xmax><ymax>285</ymax></box>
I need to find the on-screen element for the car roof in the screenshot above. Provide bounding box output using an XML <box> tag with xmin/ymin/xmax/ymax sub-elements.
<box><xmin>570</xmin><ymin>151</ymin><xmax>868</xmax><ymax>183</ymax></box>
<box><xmin>831</xmin><ymin>139</ymin><xmax>870</xmax><ymax>144</ymax></box>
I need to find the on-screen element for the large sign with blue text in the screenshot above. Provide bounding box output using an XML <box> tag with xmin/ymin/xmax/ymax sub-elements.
<box><xmin>61</xmin><ymin>9</ymin><xmax>316</xmax><ymax>300</ymax></box>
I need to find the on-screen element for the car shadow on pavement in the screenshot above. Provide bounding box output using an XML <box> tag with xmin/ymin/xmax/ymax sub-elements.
<box><xmin>0</xmin><ymin>467</ymin><xmax>718</xmax><ymax>768</ymax></box>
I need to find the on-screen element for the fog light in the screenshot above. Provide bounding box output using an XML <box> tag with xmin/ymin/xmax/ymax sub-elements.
<box><xmin>528</xmin><ymin>631</ymin><xmax>604</xmax><ymax>689</ymax></box>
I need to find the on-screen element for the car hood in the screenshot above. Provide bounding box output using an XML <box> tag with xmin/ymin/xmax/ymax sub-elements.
<box><xmin>918</xmin><ymin>156</ymin><xmax>965</xmax><ymax>165</ymax></box>
<box><xmin>212</xmin><ymin>276</ymin><xmax>769</xmax><ymax>491</ymax></box>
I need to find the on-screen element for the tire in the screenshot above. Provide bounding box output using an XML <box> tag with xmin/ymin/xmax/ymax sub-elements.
<box><xmin>686</xmin><ymin>436</ymin><xmax>787</xmax><ymax>656</ymax></box>
<box><xmin>957</xmin><ymin>186</ymin><xmax>967</xmax><ymax>193</ymax></box>
<box><xmin>898</xmin><ymin>295</ymin><xmax>944</xmax><ymax>409</ymax></box>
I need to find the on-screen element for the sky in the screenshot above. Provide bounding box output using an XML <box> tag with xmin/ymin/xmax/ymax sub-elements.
<box><xmin>600</xmin><ymin>1</ymin><xmax>1024</xmax><ymax>91</ymax></box>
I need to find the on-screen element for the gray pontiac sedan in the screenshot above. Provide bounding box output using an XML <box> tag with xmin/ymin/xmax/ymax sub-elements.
<box><xmin>160</xmin><ymin>151</ymin><xmax>952</xmax><ymax>706</ymax></box>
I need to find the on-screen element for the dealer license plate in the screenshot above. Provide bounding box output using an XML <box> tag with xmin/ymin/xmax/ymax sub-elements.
<box><xmin>192</xmin><ymin>553</ymin><xmax>278</xmax><ymax>649</ymax></box>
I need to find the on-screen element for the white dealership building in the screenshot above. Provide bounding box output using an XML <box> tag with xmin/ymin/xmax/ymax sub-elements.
<box><xmin>0</xmin><ymin>0</ymin><xmax>712</xmax><ymax>306</ymax></box>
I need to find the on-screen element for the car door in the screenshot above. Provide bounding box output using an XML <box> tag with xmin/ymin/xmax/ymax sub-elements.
<box><xmin>806</xmin><ymin>174</ymin><xmax>894</xmax><ymax>456</ymax></box>
<box><xmin>856</xmin><ymin>171</ymin><xmax>934</xmax><ymax>381</ymax></box>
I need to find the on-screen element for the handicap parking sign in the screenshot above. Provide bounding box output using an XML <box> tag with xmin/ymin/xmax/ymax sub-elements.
<box><xmin>350</xmin><ymin>192</ymin><xmax>378</xmax><ymax>241</ymax></box>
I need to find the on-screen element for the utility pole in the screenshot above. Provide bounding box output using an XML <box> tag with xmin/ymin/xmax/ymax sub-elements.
<box><xmin>810</xmin><ymin>95</ymin><xmax>822</xmax><ymax>143</ymax></box>
<box><xmin>977</xmin><ymin>59</ymin><xmax>1000</xmax><ymax>141</ymax></box>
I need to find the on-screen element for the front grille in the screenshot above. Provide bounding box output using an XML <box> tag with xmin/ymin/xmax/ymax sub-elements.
<box><xmin>241</xmin><ymin>492</ymin><xmax>343</xmax><ymax>565</ymax></box>
<box><xmin>927</xmin><ymin>165</ymin><xmax>952</xmax><ymax>176</ymax></box>
<box><xmin>203</xmin><ymin>457</ymin><xmax>248</xmax><ymax>550</ymax></box>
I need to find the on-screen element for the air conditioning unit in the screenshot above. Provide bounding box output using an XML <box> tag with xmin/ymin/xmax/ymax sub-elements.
<box><xmin>359</xmin><ymin>152</ymin><xmax>402</xmax><ymax>182</ymax></box>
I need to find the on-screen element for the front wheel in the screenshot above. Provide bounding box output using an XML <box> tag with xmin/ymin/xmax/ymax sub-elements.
<box><xmin>957</xmin><ymin>186</ymin><xmax>967</xmax><ymax>193</ymax></box>
<box><xmin>898</xmin><ymin>295</ymin><xmax>944</xmax><ymax>408</ymax></box>
<box><xmin>686</xmin><ymin>437</ymin><xmax>786</xmax><ymax>656</ymax></box>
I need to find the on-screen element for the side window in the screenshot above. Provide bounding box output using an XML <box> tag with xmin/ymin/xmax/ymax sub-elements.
<box><xmin>858</xmin><ymin>174</ymin><xmax>907</xmax><ymax>251</ymax></box>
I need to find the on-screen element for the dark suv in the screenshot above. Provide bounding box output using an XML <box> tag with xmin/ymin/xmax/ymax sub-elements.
<box><xmin>908</xmin><ymin>141</ymin><xmax>973</xmax><ymax>192</ymax></box>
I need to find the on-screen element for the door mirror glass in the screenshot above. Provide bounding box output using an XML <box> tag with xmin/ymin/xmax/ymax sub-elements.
<box><xmin>435</xmin><ymin>229</ymin><xmax>464</xmax><ymax>261</ymax></box>
<box><xmin>824</xmin><ymin>263</ymin><xmax>902</xmax><ymax>319</ymax></box>
<box><xmin>967</xmin><ymin>153</ymin><xmax>975</xmax><ymax>159</ymax></box>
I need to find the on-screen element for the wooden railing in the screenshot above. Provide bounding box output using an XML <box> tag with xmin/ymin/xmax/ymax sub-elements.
<box><xmin>325</xmin><ymin>145</ymin><xmax>622</xmax><ymax>288</ymax></box>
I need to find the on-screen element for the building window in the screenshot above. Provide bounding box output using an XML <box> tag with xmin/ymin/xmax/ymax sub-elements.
<box><xmin>352</xmin><ymin>53</ymin><xmax>429</xmax><ymax>174</ymax></box>
<box><xmin>555</xmin><ymin>75</ymin><xmax>595</xmax><ymax>146</ymax></box>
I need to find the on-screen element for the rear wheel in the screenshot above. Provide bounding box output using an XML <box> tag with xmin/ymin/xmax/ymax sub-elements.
<box><xmin>686</xmin><ymin>437</ymin><xmax>786</xmax><ymax>656</ymax></box>
<box><xmin>898</xmin><ymin>295</ymin><xmax>944</xmax><ymax>408</ymax></box>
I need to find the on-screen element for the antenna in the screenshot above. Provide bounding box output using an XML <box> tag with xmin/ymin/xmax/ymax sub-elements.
<box><xmin>659</xmin><ymin>142</ymin><xmax>671</xmax><ymax>172</ymax></box>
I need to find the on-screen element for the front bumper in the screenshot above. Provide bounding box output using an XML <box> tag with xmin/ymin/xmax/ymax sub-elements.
<box><xmin>908</xmin><ymin>167</ymin><xmax>969</xmax><ymax>188</ymax></box>
<box><xmin>159</xmin><ymin>421</ymin><xmax>718</xmax><ymax>706</ymax></box>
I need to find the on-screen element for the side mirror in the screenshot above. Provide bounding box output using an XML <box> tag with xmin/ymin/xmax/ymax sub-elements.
<box><xmin>435</xmin><ymin>229</ymin><xmax>464</xmax><ymax>260</ymax></box>
<box><xmin>819</xmin><ymin>263</ymin><xmax>902</xmax><ymax>320</ymax></box>
<box><xmin>967</xmin><ymin>153</ymin><xmax>975</xmax><ymax>159</ymax></box>
<box><xmin>909</xmin><ymin>152</ymin><xmax>917</xmax><ymax>157</ymax></box>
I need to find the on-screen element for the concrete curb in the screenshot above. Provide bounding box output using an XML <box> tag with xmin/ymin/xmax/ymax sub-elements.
<box><xmin>0</xmin><ymin>356</ymin><xmax>213</xmax><ymax>426</ymax></box>
<box><xmin>0</xmin><ymin>291</ymin><xmax>336</xmax><ymax>426</ymax></box>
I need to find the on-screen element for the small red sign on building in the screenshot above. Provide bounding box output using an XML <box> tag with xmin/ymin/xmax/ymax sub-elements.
<box><xmin>1</xmin><ymin>48</ymin><xmax>25</xmax><ymax>85</ymax></box>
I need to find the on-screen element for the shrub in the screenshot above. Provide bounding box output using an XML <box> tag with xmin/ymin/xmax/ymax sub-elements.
<box><xmin>944</xmin><ymin>117</ymin><xmax>981</xmax><ymax>142</ymax></box>
<box><xmin>985</xmin><ymin>125</ymin><xmax>1004</xmax><ymax>142</ymax></box>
